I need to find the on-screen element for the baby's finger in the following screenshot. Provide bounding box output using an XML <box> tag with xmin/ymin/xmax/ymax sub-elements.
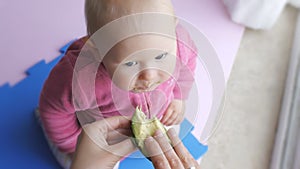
<box><xmin>164</xmin><ymin>112</ymin><xmax>177</xmax><ymax>126</ymax></box>
<box><xmin>161</xmin><ymin>108</ymin><xmax>173</xmax><ymax>124</ymax></box>
<box><xmin>172</xmin><ymin>112</ymin><xmax>185</xmax><ymax>125</ymax></box>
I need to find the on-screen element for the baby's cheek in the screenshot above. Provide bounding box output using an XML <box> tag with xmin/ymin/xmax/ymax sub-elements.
<box><xmin>111</xmin><ymin>71</ymin><xmax>135</xmax><ymax>91</ymax></box>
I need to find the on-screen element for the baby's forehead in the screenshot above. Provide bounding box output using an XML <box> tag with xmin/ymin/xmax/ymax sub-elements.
<box><xmin>116</xmin><ymin>35</ymin><xmax>177</xmax><ymax>52</ymax></box>
<box><xmin>87</xmin><ymin>0</ymin><xmax>177</xmax><ymax>59</ymax></box>
<box><xmin>105</xmin><ymin>34</ymin><xmax>177</xmax><ymax>61</ymax></box>
<box><xmin>109</xmin><ymin>0</ymin><xmax>173</xmax><ymax>12</ymax></box>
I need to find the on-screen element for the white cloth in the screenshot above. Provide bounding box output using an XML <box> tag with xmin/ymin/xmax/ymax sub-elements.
<box><xmin>290</xmin><ymin>0</ymin><xmax>300</xmax><ymax>7</ymax></box>
<box><xmin>222</xmin><ymin>0</ymin><xmax>300</xmax><ymax>29</ymax></box>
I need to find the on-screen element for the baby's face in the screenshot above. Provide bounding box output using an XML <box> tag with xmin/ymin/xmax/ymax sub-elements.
<box><xmin>102</xmin><ymin>34</ymin><xmax>177</xmax><ymax>93</ymax></box>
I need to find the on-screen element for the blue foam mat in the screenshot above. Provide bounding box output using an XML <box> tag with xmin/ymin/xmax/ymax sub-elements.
<box><xmin>0</xmin><ymin>41</ymin><xmax>73</xmax><ymax>169</ymax></box>
<box><xmin>0</xmin><ymin>41</ymin><xmax>207</xmax><ymax>169</ymax></box>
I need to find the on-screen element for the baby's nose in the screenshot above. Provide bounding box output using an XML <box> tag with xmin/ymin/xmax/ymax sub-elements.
<box><xmin>138</xmin><ymin>69</ymin><xmax>157</xmax><ymax>81</ymax></box>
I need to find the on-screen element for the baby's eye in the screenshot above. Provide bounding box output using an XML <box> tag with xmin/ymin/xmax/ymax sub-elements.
<box><xmin>125</xmin><ymin>61</ymin><xmax>138</xmax><ymax>67</ymax></box>
<box><xmin>155</xmin><ymin>52</ymin><xmax>168</xmax><ymax>60</ymax></box>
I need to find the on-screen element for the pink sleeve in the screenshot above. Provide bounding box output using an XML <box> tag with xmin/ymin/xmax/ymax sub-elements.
<box><xmin>173</xmin><ymin>25</ymin><xmax>197</xmax><ymax>100</ymax></box>
<box><xmin>39</xmin><ymin>56</ymin><xmax>81</xmax><ymax>153</ymax></box>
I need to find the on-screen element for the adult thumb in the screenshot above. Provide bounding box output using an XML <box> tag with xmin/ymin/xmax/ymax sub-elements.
<box><xmin>109</xmin><ymin>138</ymin><xmax>137</xmax><ymax>160</ymax></box>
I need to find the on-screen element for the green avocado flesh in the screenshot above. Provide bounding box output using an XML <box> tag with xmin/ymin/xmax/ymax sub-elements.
<box><xmin>131</xmin><ymin>107</ymin><xmax>168</xmax><ymax>157</ymax></box>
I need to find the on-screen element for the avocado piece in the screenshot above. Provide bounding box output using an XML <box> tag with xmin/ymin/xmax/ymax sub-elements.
<box><xmin>131</xmin><ymin>106</ymin><xmax>168</xmax><ymax>157</ymax></box>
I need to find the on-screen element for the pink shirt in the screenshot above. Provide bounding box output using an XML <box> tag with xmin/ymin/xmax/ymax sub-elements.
<box><xmin>39</xmin><ymin>25</ymin><xmax>197</xmax><ymax>153</ymax></box>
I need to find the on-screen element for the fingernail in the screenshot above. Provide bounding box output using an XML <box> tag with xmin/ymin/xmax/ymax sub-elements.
<box><xmin>155</xmin><ymin>129</ymin><xmax>164</xmax><ymax>137</ymax></box>
<box><xmin>168</xmin><ymin>128</ymin><xmax>177</xmax><ymax>136</ymax></box>
<box><xmin>145</xmin><ymin>136</ymin><xmax>154</xmax><ymax>144</ymax></box>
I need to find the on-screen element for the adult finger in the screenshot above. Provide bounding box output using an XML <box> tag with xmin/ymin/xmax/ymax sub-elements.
<box><xmin>107</xmin><ymin>128</ymin><xmax>132</xmax><ymax>145</ymax></box>
<box><xmin>153</xmin><ymin>130</ymin><xmax>184</xmax><ymax>169</ymax></box>
<box><xmin>92</xmin><ymin>116</ymin><xmax>131</xmax><ymax>131</ymax></box>
<box><xmin>167</xmin><ymin>128</ymin><xmax>200</xmax><ymax>169</ymax></box>
<box><xmin>82</xmin><ymin>116</ymin><xmax>132</xmax><ymax>152</ymax></box>
<box><xmin>144</xmin><ymin>137</ymin><xmax>171</xmax><ymax>169</ymax></box>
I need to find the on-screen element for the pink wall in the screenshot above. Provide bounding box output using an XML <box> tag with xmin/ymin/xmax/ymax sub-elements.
<box><xmin>0</xmin><ymin>0</ymin><xmax>243</xmax><ymax>86</ymax></box>
<box><xmin>0</xmin><ymin>0</ymin><xmax>244</xmax><ymax>141</ymax></box>
<box><xmin>0</xmin><ymin>0</ymin><xmax>86</xmax><ymax>85</ymax></box>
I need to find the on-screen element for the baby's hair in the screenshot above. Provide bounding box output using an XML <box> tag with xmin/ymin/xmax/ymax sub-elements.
<box><xmin>85</xmin><ymin>0</ymin><xmax>175</xmax><ymax>36</ymax></box>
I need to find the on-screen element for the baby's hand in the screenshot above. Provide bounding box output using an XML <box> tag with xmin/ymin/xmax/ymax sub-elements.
<box><xmin>160</xmin><ymin>99</ymin><xmax>185</xmax><ymax>126</ymax></box>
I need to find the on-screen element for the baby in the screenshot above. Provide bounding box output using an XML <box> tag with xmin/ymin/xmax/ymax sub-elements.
<box><xmin>38</xmin><ymin>0</ymin><xmax>197</xmax><ymax>168</ymax></box>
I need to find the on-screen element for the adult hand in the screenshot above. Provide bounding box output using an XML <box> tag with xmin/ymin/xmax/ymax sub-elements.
<box><xmin>71</xmin><ymin>116</ymin><xmax>136</xmax><ymax>169</ymax></box>
<box><xmin>145</xmin><ymin>128</ymin><xmax>200</xmax><ymax>169</ymax></box>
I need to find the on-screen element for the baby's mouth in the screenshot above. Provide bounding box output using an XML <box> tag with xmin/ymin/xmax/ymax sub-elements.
<box><xmin>131</xmin><ymin>82</ymin><xmax>160</xmax><ymax>93</ymax></box>
<box><xmin>131</xmin><ymin>86</ymin><xmax>153</xmax><ymax>93</ymax></box>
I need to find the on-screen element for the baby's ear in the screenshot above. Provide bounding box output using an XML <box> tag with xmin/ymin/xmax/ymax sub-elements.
<box><xmin>175</xmin><ymin>17</ymin><xmax>179</xmax><ymax>25</ymax></box>
<box><xmin>86</xmin><ymin>38</ymin><xmax>96</xmax><ymax>48</ymax></box>
<box><xmin>85</xmin><ymin>38</ymin><xmax>105</xmax><ymax>61</ymax></box>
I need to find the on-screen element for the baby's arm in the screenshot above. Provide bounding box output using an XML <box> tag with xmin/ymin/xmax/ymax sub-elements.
<box><xmin>162</xmin><ymin>25</ymin><xmax>197</xmax><ymax>126</ymax></box>
<box><xmin>39</xmin><ymin>58</ymin><xmax>81</xmax><ymax>154</ymax></box>
<box><xmin>173</xmin><ymin>25</ymin><xmax>197</xmax><ymax>100</ymax></box>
